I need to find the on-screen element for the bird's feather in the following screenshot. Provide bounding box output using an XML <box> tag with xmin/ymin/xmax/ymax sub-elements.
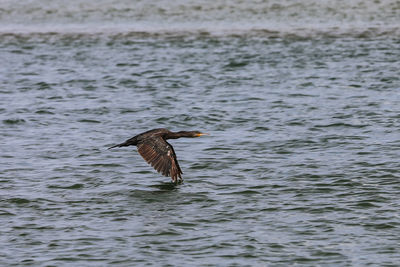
<box><xmin>137</xmin><ymin>137</ymin><xmax>182</xmax><ymax>182</ymax></box>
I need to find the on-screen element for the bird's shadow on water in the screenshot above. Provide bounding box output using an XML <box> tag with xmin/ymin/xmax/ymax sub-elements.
<box><xmin>149</xmin><ymin>181</ymin><xmax>182</xmax><ymax>192</ymax></box>
<box><xmin>123</xmin><ymin>182</ymin><xmax>181</xmax><ymax>204</ymax></box>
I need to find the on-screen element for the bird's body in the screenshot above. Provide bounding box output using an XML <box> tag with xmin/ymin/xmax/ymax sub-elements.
<box><xmin>109</xmin><ymin>128</ymin><xmax>208</xmax><ymax>183</ymax></box>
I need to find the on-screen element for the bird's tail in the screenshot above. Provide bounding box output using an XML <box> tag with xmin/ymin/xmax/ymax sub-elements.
<box><xmin>108</xmin><ymin>136</ymin><xmax>138</xmax><ymax>149</ymax></box>
<box><xmin>108</xmin><ymin>137</ymin><xmax>138</xmax><ymax>149</ymax></box>
<box><xmin>108</xmin><ymin>141</ymin><xmax>130</xmax><ymax>149</ymax></box>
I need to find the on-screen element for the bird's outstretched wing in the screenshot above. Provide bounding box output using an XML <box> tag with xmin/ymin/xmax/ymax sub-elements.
<box><xmin>137</xmin><ymin>136</ymin><xmax>183</xmax><ymax>183</ymax></box>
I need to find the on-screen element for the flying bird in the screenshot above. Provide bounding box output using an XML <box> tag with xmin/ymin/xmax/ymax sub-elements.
<box><xmin>108</xmin><ymin>128</ymin><xmax>208</xmax><ymax>183</ymax></box>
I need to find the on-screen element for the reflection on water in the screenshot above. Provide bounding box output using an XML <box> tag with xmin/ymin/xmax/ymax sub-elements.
<box><xmin>149</xmin><ymin>182</ymin><xmax>181</xmax><ymax>192</ymax></box>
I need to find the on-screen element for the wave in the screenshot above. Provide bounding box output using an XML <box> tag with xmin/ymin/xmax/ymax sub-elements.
<box><xmin>1</xmin><ymin>23</ymin><xmax>399</xmax><ymax>39</ymax></box>
<box><xmin>0</xmin><ymin>0</ymin><xmax>399</xmax><ymax>38</ymax></box>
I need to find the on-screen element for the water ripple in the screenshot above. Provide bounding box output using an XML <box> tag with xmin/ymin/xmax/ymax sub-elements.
<box><xmin>1</xmin><ymin>32</ymin><xmax>399</xmax><ymax>266</ymax></box>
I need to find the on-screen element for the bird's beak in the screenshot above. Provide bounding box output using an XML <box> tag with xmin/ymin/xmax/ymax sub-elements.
<box><xmin>196</xmin><ymin>133</ymin><xmax>209</xmax><ymax>137</ymax></box>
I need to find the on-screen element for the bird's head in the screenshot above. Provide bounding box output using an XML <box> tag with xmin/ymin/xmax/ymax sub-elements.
<box><xmin>175</xmin><ymin>131</ymin><xmax>209</xmax><ymax>138</ymax></box>
<box><xmin>167</xmin><ymin>130</ymin><xmax>209</xmax><ymax>139</ymax></box>
<box><xmin>192</xmin><ymin>131</ymin><xmax>209</xmax><ymax>137</ymax></box>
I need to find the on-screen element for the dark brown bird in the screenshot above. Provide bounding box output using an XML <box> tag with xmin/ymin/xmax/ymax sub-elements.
<box><xmin>108</xmin><ymin>128</ymin><xmax>208</xmax><ymax>183</ymax></box>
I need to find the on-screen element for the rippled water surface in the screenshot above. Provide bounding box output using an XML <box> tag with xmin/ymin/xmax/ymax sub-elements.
<box><xmin>1</xmin><ymin>1</ymin><xmax>400</xmax><ymax>266</ymax></box>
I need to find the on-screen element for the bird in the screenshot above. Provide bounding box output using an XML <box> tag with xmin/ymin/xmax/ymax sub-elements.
<box><xmin>108</xmin><ymin>128</ymin><xmax>208</xmax><ymax>183</ymax></box>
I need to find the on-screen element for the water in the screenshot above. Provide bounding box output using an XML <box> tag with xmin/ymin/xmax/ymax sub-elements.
<box><xmin>1</xmin><ymin>1</ymin><xmax>400</xmax><ymax>266</ymax></box>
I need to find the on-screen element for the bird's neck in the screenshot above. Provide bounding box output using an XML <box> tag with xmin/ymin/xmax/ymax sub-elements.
<box><xmin>165</xmin><ymin>131</ymin><xmax>192</xmax><ymax>139</ymax></box>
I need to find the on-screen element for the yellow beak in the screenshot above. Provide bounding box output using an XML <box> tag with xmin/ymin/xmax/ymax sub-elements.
<box><xmin>196</xmin><ymin>133</ymin><xmax>209</xmax><ymax>137</ymax></box>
